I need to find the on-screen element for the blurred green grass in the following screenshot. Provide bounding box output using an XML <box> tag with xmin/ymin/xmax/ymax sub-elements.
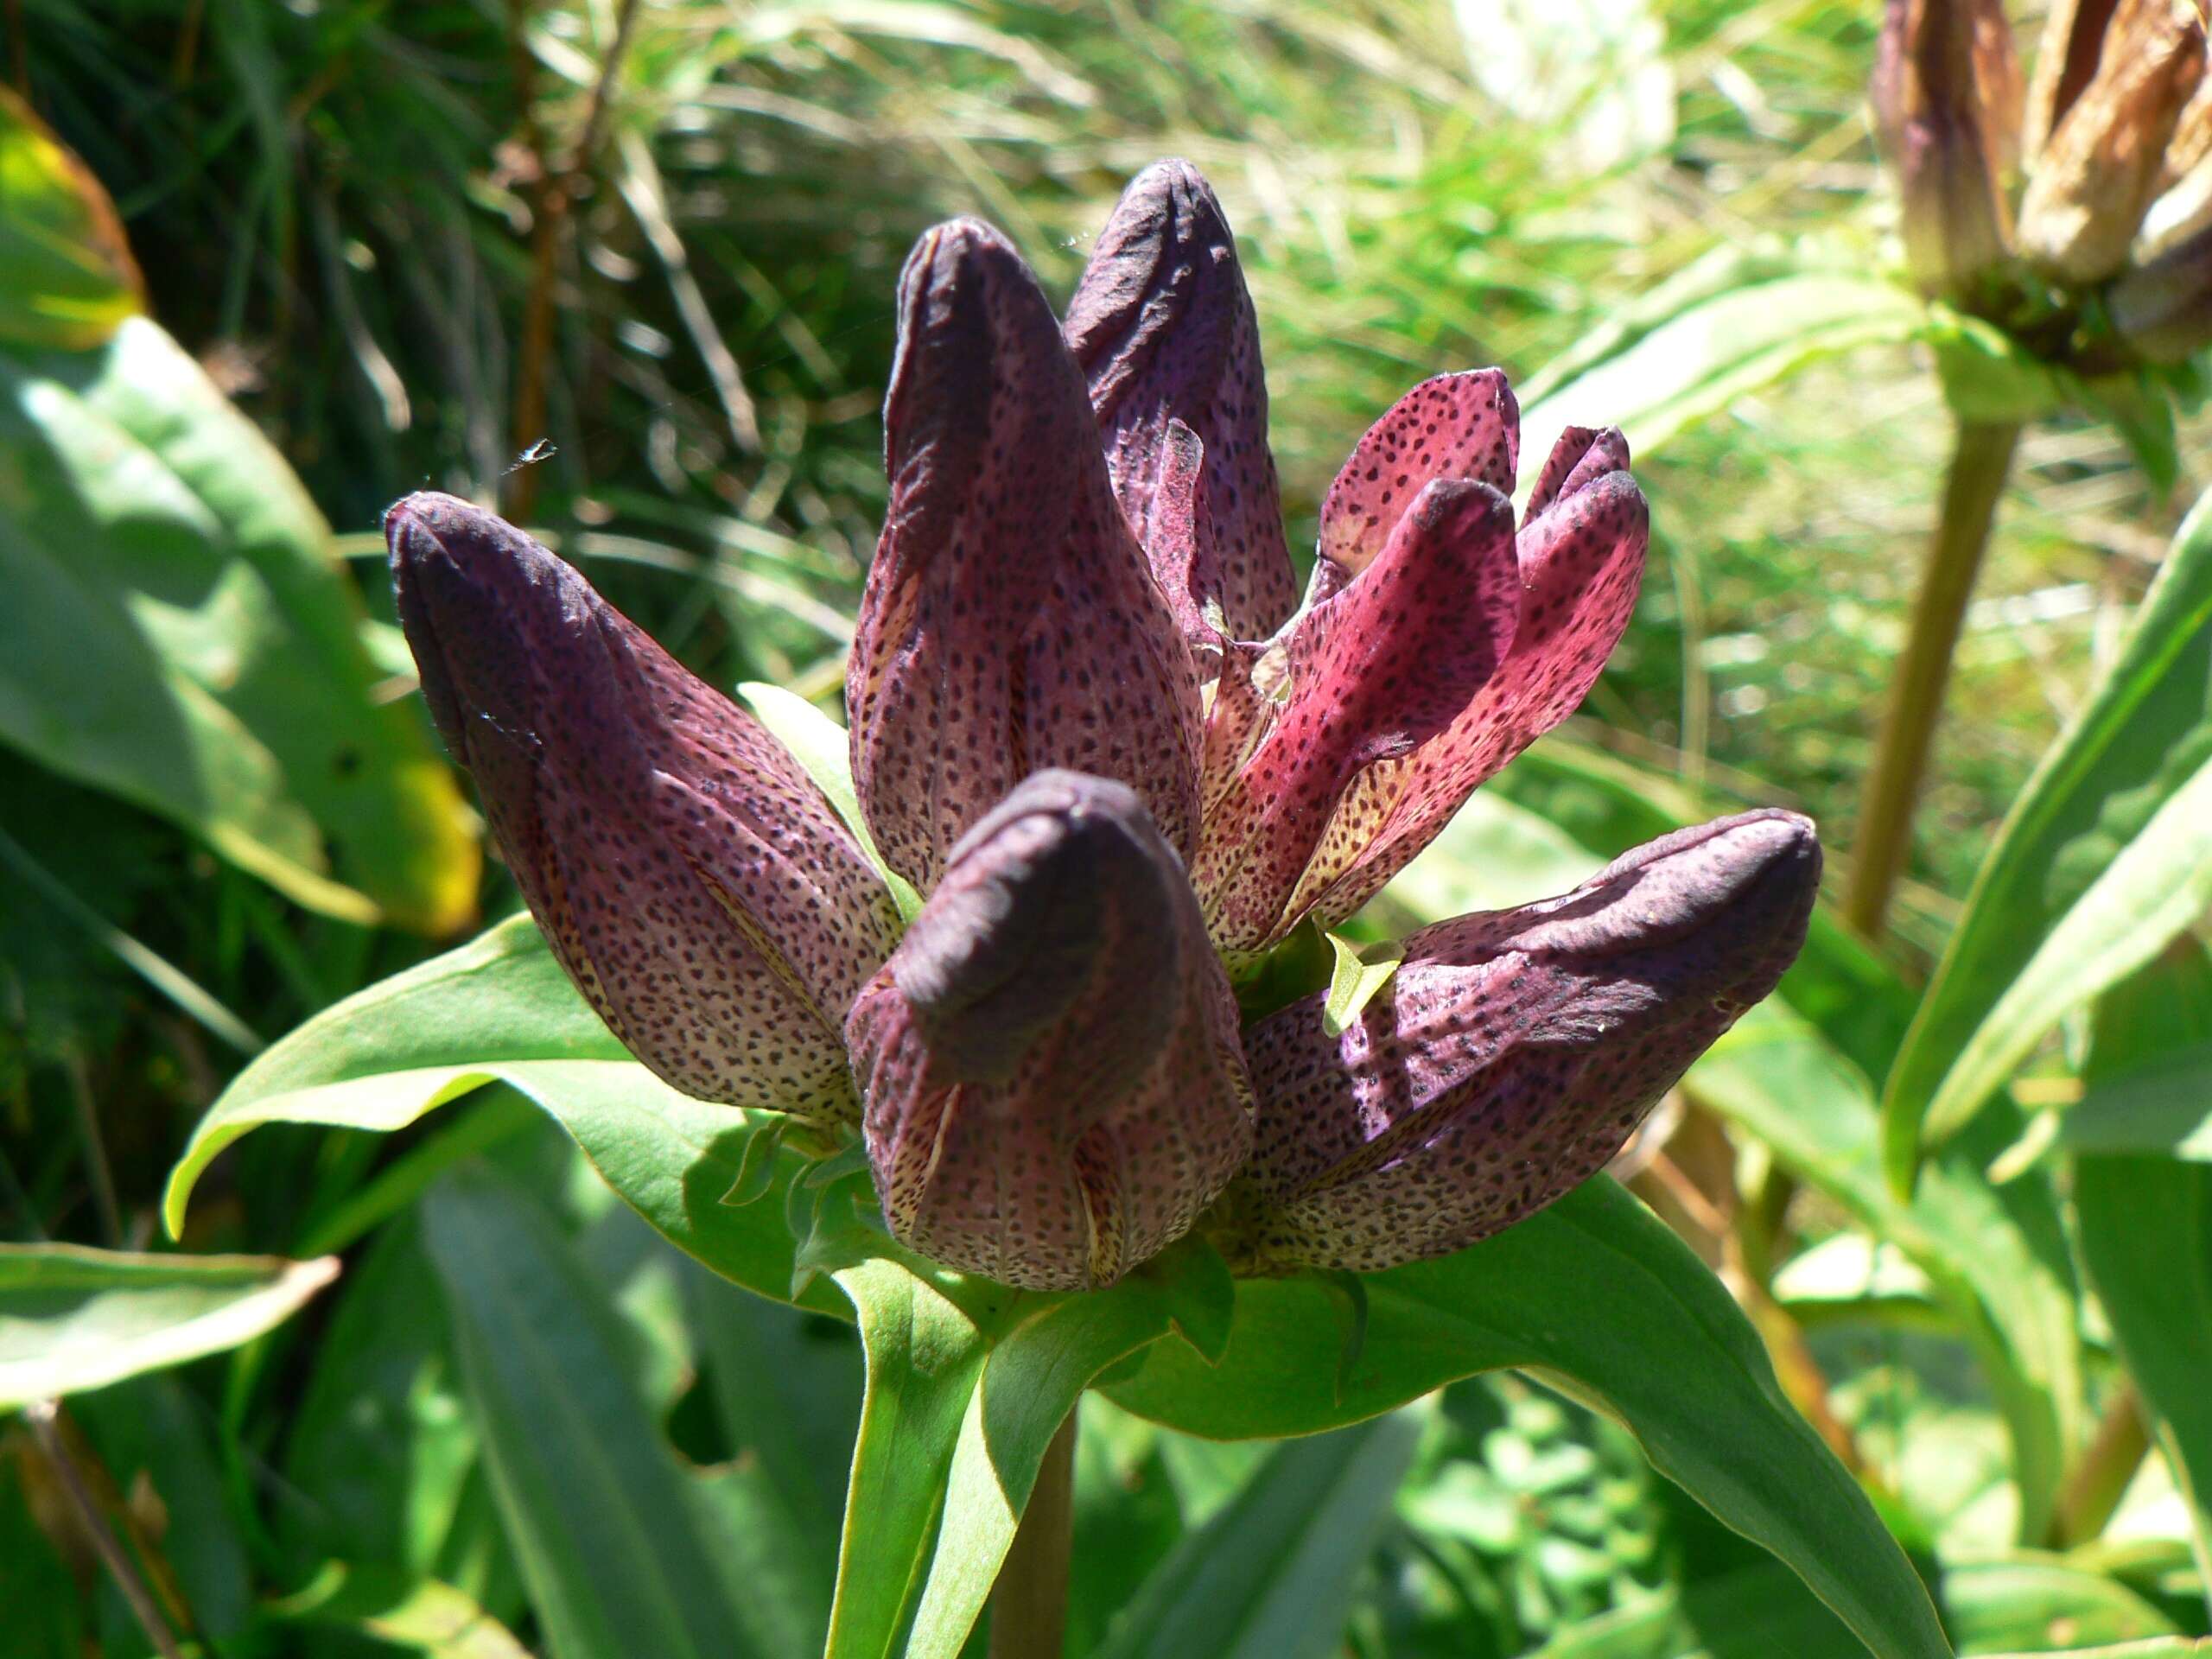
<box><xmin>14</xmin><ymin>0</ymin><xmax>2207</xmax><ymax>982</ymax></box>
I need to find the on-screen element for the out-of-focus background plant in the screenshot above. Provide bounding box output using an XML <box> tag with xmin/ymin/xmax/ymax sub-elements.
<box><xmin>7</xmin><ymin>0</ymin><xmax>2212</xmax><ymax>1655</ymax></box>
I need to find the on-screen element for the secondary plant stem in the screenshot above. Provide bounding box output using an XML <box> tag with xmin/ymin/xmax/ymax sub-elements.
<box><xmin>988</xmin><ymin>1409</ymin><xmax>1078</xmax><ymax>1659</ymax></box>
<box><xmin>1844</xmin><ymin>420</ymin><xmax>2021</xmax><ymax>941</ymax></box>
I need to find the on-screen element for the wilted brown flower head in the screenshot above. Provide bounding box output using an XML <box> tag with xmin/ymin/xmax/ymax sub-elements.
<box><xmin>1872</xmin><ymin>0</ymin><xmax>2212</xmax><ymax>361</ymax></box>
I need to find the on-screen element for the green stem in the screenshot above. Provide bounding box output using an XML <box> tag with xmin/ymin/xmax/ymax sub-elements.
<box><xmin>1843</xmin><ymin>420</ymin><xmax>2022</xmax><ymax>941</ymax></box>
<box><xmin>987</xmin><ymin>1408</ymin><xmax>1077</xmax><ymax>1659</ymax></box>
<box><xmin>2051</xmin><ymin>1383</ymin><xmax>2151</xmax><ymax>1548</ymax></box>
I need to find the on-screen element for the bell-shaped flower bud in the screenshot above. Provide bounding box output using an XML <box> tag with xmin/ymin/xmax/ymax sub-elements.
<box><xmin>389</xmin><ymin>493</ymin><xmax>902</xmax><ymax>1120</ymax></box>
<box><xmin>1064</xmin><ymin>159</ymin><xmax>1300</xmax><ymax>652</ymax></box>
<box><xmin>2018</xmin><ymin>0</ymin><xmax>2206</xmax><ymax>282</ymax></box>
<box><xmin>849</xmin><ymin>219</ymin><xmax>1203</xmax><ymax>895</ymax></box>
<box><xmin>1871</xmin><ymin>0</ymin><xmax>2023</xmax><ymax>298</ymax></box>
<box><xmin>847</xmin><ymin>771</ymin><xmax>1253</xmax><ymax>1290</ymax></box>
<box><xmin>1228</xmin><ymin>810</ymin><xmax>1819</xmax><ymax>1274</ymax></box>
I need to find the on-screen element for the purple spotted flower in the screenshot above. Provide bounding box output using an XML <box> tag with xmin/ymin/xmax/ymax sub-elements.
<box><xmin>390</xmin><ymin>158</ymin><xmax>1818</xmax><ymax>1290</ymax></box>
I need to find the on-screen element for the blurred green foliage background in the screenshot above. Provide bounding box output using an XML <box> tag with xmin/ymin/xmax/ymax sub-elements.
<box><xmin>6</xmin><ymin>0</ymin><xmax>2212</xmax><ymax>1656</ymax></box>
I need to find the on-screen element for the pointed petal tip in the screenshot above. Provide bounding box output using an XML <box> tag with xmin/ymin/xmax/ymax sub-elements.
<box><xmin>1318</xmin><ymin>369</ymin><xmax>1521</xmax><ymax>582</ymax></box>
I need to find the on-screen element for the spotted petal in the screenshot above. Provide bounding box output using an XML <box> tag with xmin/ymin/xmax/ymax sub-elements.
<box><xmin>1191</xmin><ymin>479</ymin><xmax>1522</xmax><ymax>958</ymax></box>
<box><xmin>1230</xmin><ymin>810</ymin><xmax>1820</xmax><ymax>1274</ymax></box>
<box><xmin>1297</xmin><ymin>425</ymin><xmax>1648</xmax><ymax>932</ymax></box>
<box><xmin>846</xmin><ymin>771</ymin><xmax>1253</xmax><ymax>1291</ymax></box>
<box><xmin>1313</xmin><ymin>370</ymin><xmax>1519</xmax><ymax>601</ymax></box>
<box><xmin>389</xmin><ymin>493</ymin><xmax>901</xmax><ymax>1119</ymax></box>
<box><xmin>849</xmin><ymin>218</ymin><xmax>1203</xmax><ymax>894</ymax></box>
<box><xmin>1065</xmin><ymin>159</ymin><xmax>1298</xmax><ymax>649</ymax></box>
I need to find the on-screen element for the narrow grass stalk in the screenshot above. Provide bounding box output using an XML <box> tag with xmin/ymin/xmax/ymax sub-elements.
<box><xmin>988</xmin><ymin>1409</ymin><xmax>1078</xmax><ymax>1659</ymax></box>
<box><xmin>1843</xmin><ymin>421</ymin><xmax>2022</xmax><ymax>940</ymax></box>
<box><xmin>23</xmin><ymin>1402</ymin><xmax>188</xmax><ymax>1659</ymax></box>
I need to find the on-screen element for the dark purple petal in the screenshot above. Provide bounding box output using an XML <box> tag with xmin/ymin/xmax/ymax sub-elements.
<box><xmin>1231</xmin><ymin>810</ymin><xmax>1821</xmax><ymax>1273</ymax></box>
<box><xmin>847</xmin><ymin>771</ymin><xmax>1252</xmax><ymax>1290</ymax></box>
<box><xmin>1065</xmin><ymin>159</ymin><xmax>1297</xmax><ymax>648</ymax></box>
<box><xmin>388</xmin><ymin>492</ymin><xmax>900</xmax><ymax>1119</ymax></box>
<box><xmin>1313</xmin><ymin>370</ymin><xmax>1519</xmax><ymax>601</ymax></box>
<box><xmin>1191</xmin><ymin>480</ymin><xmax>1521</xmax><ymax>958</ymax></box>
<box><xmin>849</xmin><ymin>218</ymin><xmax>1202</xmax><ymax>893</ymax></box>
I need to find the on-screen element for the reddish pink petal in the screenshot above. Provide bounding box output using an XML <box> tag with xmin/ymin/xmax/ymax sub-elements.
<box><xmin>1191</xmin><ymin>479</ymin><xmax>1520</xmax><ymax>957</ymax></box>
<box><xmin>389</xmin><ymin>493</ymin><xmax>901</xmax><ymax>1120</ymax></box>
<box><xmin>848</xmin><ymin>772</ymin><xmax>1253</xmax><ymax>1290</ymax></box>
<box><xmin>1299</xmin><ymin>426</ymin><xmax>1648</xmax><ymax>931</ymax></box>
<box><xmin>1065</xmin><ymin>160</ymin><xmax>1298</xmax><ymax>647</ymax></box>
<box><xmin>1313</xmin><ymin>370</ymin><xmax>1519</xmax><ymax>599</ymax></box>
<box><xmin>849</xmin><ymin>219</ymin><xmax>1202</xmax><ymax>893</ymax></box>
<box><xmin>1232</xmin><ymin>811</ymin><xmax>1820</xmax><ymax>1273</ymax></box>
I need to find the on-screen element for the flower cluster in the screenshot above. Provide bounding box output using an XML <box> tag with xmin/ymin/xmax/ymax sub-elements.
<box><xmin>1874</xmin><ymin>0</ymin><xmax>2212</xmax><ymax>362</ymax></box>
<box><xmin>389</xmin><ymin>161</ymin><xmax>1819</xmax><ymax>1293</ymax></box>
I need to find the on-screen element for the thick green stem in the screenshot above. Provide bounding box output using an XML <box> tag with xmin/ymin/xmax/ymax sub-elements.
<box><xmin>1843</xmin><ymin>420</ymin><xmax>2022</xmax><ymax>940</ymax></box>
<box><xmin>987</xmin><ymin>1409</ymin><xmax>1077</xmax><ymax>1659</ymax></box>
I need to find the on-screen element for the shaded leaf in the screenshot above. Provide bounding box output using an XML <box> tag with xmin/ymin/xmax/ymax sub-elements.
<box><xmin>1091</xmin><ymin>1411</ymin><xmax>1421</xmax><ymax>1659</ymax></box>
<box><xmin>422</xmin><ymin>1167</ymin><xmax>767</xmax><ymax>1659</ymax></box>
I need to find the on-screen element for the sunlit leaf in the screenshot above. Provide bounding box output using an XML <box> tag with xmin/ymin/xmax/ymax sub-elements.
<box><xmin>1885</xmin><ymin>490</ymin><xmax>2212</xmax><ymax>1190</ymax></box>
<box><xmin>1694</xmin><ymin>1002</ymin><xmax>2088</xmax><ymax>1546</ymax></box>
<box><xmin>0</xmin><ymin>1242</ymin><xmax>336</xmax><ymax>1408</ymax></box>
<box><xmin>0</xmin><ymin>316</ymin><xmax>479</xmax><ymax>930</ymax></box>
<box><xmin>1104</xmin><ymin>1179</ymin><xmax>1950</xmax><ymax>1659</ymax></box>
<box><xmin>0</xmin><ymin>87</ymin><xmax>142</xmax><ymax>350</ymax></box>
<box><xmin>269</xmin><ymin>1561</ymin><xmax>533</xmax><ymax>1659</ymax></box>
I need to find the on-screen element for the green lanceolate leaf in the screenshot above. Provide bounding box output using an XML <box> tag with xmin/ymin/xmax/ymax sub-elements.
<box><xmin>1321</xmin><ymin>931</ymin><xmax>1403</xmax><ymax>1037</ymax></box>
<box><xmin>1885</xmin><ymin>489</ymin><xmax>2212</xmax><ymax>1192</ymax></box>
<box><xmin>2075</xmin><ymin>945</ymin><xmax>2212</xmax><ymax>1607</ymax></box>
<box><xmin>1693</xmin><ymin>1001</ymin><xmax>2088</xmax><ymax>1547</ymax></box>
<box><xmin>0</xmin><ymin>314</ymin><xmax>478</xmax><ymax>931</ymax></box>
<box><xmin>1103</xmin><ymin>1179</ymin><xmax>1950</xmax><ymax>1659</ymax></box>
<box><xmin>1535</xmin><ymin>1555</ymin><xmax>2177</xmax><ymax>1659</ymax></box>
<box><xmin>165</xmin><ymin>913</ymin><xmax>840</xmax><ymax>1314</ymax></box>
<box><xmin>1519</xmin><ymin>269</ymin><xmax>1928</xmax><ymax>474</ymax></box>
<box><xmin>422</xmin><ymin>1167</ymin><xmax>770</xmax><ymax>1659</ymax></box>
<box><xmin>1091</xmin><ymin>1411</ymin><xmax>1422</xmax><ymax>1659</ymax></box>
<box><xmin>0</xmin><ymin>1241</ymin><xmax>337</xmax><ymax>1408</ymax></box>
